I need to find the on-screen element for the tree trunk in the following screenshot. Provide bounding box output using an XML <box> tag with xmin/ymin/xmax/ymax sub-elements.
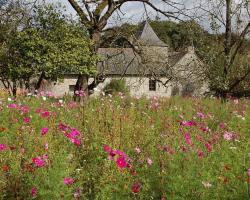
<box><xmin>12</xmin><ymin>80</ymin><xmax>17</xmax><ymax>97</ymax></box>
<box><xmin>74</xmin><ymin>30</ymin><xmax>101</xmax><ymax>101</ymax></box>
<box><xmin>35</xmin><ymin>71</ymin><xmax>45</xmax><ymax>92</ymax></box>
<box><xmin>74</xmin><ymin>74</ymin><xmax>88</xmax><ymax>101</ymax></box>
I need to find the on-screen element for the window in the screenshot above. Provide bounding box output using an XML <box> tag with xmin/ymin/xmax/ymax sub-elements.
<box><xmin>149</xmin><ymin>79</ymin><xmax>156</xmax><ymax>91</ymax></box>
<box><xmin>182</xmin><ymin>82</ymin><xmax>195</xmax><ymax>97</ymax></box>
<box><xmin>69</xmin><ymin>85</ymin><xmax>75</xmax><ymax>92</ymax></box>
<box><xmin>171</xmin><ymin>85</ymin><xmax>180</xmax><ymax>96</ymax></box>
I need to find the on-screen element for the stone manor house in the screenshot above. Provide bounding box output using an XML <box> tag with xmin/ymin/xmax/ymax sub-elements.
<box><xmin>44</xmin><ymin>21</ymin><xmax>208</xmax><ymax>97</ymax></box>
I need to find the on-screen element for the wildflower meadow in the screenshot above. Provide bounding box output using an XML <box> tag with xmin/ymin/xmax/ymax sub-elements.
<box><xmin>0</xmin><ymin>92</ymin><xmax>249</xmax><ymax>199</ymax></box>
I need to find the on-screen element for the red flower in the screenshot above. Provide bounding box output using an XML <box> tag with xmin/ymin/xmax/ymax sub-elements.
<box><xmin>131</xmin><ymin>182</ymin><xmax>141</xmax><ymax>193</ymax></box>
<box><xmin>2</xmin><ymin>165</ymin><xmax>9</xmax><ymax>172</ymax></box>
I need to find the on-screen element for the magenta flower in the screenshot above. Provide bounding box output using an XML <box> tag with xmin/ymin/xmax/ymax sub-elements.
<box><xmin>32</xmin><ymin>157</ymin><xmax>45</xmax><ymax>167</ymax></box>
<box><xmin>66</xmin><ymin>129</ymin><xmax>80</xmax><ymax>139</ymax></box>
<box><xmin>247</xmin><ymin>168</ymin><xmax>250</xmax><ymax>176</ymax></box>
<box><xmin>116</xmin><ymin>157</ymin><xmax>127</xmax><ymax>168</ymax></box>
<box><xmin>63</xmin><ymin>177</ymin><xmax>74</xmax><ymax>185</ymax></box>
<box><xmin>180</xmin><ymin>120</ymin><xmax>196</xmax><ymax>127</ymax></box>
<box><xmin>223</xmin><ymin>131</ymin><xmax>233</xmax><ymax>141</ymax></box>
<box><xmin>0</xmin><ymin>144</ymin><xmax>7</xmax><ymax>151</ymax></box>
<box><xmin>103</xmin><ymin>145</ymin><xmax>112</xmax><ymax>153</ymax></box>
<box><xmin>23</xmin><ymin>117</ymin><xmax>31</xmax><ymax>123</ymax></box>
<box><xmin>31</xmin><ymin>187</ymin><xmax>38</xmax><ymax>198</ymax></box>
<box><xmin>41</xmin><ymin>111</ymin><xmax>50</xmax><ymax>118</ymax></box>
<box><xmin>41</xmin><ymin>127</ymin><xmax>49</xmax><ymax>136</ymax></box>
<box><xmin>70</xmin><ymin>138</ymin><xmax>81</xmax><ymax>147</ymax></box>
<box><xmin>113</xmin><ymin>150</ymin><xmax>128</xmax><ymax>158</ymax></box>
<box><xmin>58</xmin><ymin>123</ymin><xmax>69</xmax><ymax>131</ymax></box>
<box><xmin>184</xmin><ymin>133</ymin><xmax>192</xmax><ymax>145</ymax></box>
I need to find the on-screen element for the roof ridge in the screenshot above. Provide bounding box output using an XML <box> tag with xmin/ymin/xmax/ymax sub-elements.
<box><xmin>136</xmin><ymin>21</ymin><xmax>168</xmax><ymax>47</ymax></box>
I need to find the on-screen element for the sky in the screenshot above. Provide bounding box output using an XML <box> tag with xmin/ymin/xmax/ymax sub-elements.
<box><xmin>45</xmin><ymin>0</ymin><xmax>199</xmax><ymax>27</ymax></box>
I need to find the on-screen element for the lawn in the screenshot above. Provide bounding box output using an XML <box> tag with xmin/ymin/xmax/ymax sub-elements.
<box><xmin>0</xmin><ymin>92</ymin><xmax>249</xmax><ymax>199</ymax></box>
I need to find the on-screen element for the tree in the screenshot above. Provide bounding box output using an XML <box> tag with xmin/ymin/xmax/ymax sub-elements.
<box><xmin>66</xmin><ymin>0</ymin><xmax>187</xmax><ymax>94</ymax></box>
<box><xmin>0</xmin><ymin>0</ymin><xmax>32</xmax><ymax>95</ymax></box>
<box><xmin>197</xmin><ymin>0</ymin><xmax>250</xmax><ymax>98</ymax></box>
<box><xmin>0</xmin><ymin>3</ymin><xmax>97</xmax><ymax>96</ymax></box>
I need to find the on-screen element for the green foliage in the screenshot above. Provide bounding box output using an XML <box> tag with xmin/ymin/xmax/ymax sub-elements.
<box><xmin>0</xmin><ymin>3</ymin><xmax>97</xmax><ymax>93</ymax></box>
<box><xmin>103</xmin><ymin>79</ymin><xmax>129</xmax><ymax>95</ymax></box>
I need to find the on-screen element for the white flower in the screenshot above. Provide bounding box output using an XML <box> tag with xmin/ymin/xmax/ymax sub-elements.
<box><xmin>202</xmin><ymin>181</ymin><xmax>212</xmax><ymax>188</ymax></box>
<box><xmin>93</xmin><ymin>87</ymin><xmax>100</xmax><ymax>92</ymax></box>
<box><xmin>59</xmin><ymin>99</ymin><xmax>63</xmax><ymax>104</ymax></box>
<box><xmin>42</xmin><ymin>96</ymin><xmax>46</xmax><ymax>101</ymax></box>
<box><xmin>229</xmin><ymin>146</ymin><xmax>237</xmax><ymax>150</ymax></box>
<box><xmin>7</xmin><ymin>97</ymin><xmax>12</xmax><ymax>101</ymax></box>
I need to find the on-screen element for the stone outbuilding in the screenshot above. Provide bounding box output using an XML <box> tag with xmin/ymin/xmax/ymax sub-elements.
<box><xmin>47</xmin><ymin>21</ymin><xmax>208</xmax><ymax>97</ymax></box>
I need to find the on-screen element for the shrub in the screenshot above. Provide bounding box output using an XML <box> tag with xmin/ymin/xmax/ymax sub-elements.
<box><xmin>103</xmin><ymin>79</ymin><xmax>129</xmax><ymax>95</ymax></box>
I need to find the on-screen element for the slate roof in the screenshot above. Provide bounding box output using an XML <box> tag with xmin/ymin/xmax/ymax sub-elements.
<box><xmin>97</xmin><ymin>48</ymin><xmax>141</xmax><ymax>75</ymax></box>
<box><xmin>136</xmin><ymin>21</ymin><xmax>168</xmax><ymax>47</ymax></box>
<box><xmin>97</xmin><ymin>48</ymin><xmax>186</xmax><ymax>76</ymax></box>
<box><xmin>96</xmin><ymin>22</ymin><xmax>188</xmax><ymax>76</ymax></box>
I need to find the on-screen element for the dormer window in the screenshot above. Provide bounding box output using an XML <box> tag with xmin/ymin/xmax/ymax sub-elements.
<box><xmin>149</xmin><ymin>79</ymin><xmax>156</xmax><ymax>91</ymax></box>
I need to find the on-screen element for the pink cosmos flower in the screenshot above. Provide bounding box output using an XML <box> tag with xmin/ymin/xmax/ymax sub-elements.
<box><xmin>103</xmin><ymin>145</ymin><xmax>112</xmax><ymax>153</ymax></box>
<box><xmin>184</xmin><ymin>133</ymin><xmax>192</xmax><ymax>145</ymax></box>
<box><xmin>113</xmin><ymin>150</ymin><xmax>128</xmax><ymax>158</ymax></box>
<box><xmin>116</xmin><ymin>157</ymin><xmax>127</xmax><ymax>168</ymax></box>
<box><xmin>63</xmin><ymin>177</ymin><xmax>74</xmax><ymax>185</ymax></box>
<box><xmin>247</xmin><ymin>168</ymin><xmax>250</xmax><ymax>176</ymax></box>
<box><xmin>23</xmin><ymin>117</ymin><xmax>31</xmax><ymax>123</ymax></box>
<box><xmin>197</xmin><ymin>112</ymin><xmax>206</xmax><ymax>119</ymax></box>
<box><xmin>19</xmin><ymin>106</ymin><xmax>29</xmax><ymax>113</ymax></box>
<box><xmin>44</xmin><ymin>143</ymin><xmax>49</xmax><ymax>151</ymax></box>
<box><xmin>0</xmin><ymin>144</ymin><xmax>7</xmax><ymax>151</ymax></box>
<box><xmin>42</xmin><ymin>154</ymin><xmax>48</xmax><ymax>161</ymax></box>
<box><xmin>31</xmin><ymin>187</ymin><xmax>38</xmax><ymax>198</ymax></box>
<box><xmin>197</xmin><ymin>150</ymin><xmax>204</xmax><ymax>158</ymax></box>
<box><xmin>66</xmin><ymin>129</ymin><xmax>80</xmax><ymax>139</ymax></box>
<box><xmin>70</xmin><ymin>138</ymin><xmax>81</xmax><ymax>147</ymax></box>
<box><xmin>219</xmin><ymin>123</ymin><xmax>226</xmax><ymax>129</ymax></box>
<box><xmin>205</xmin><ymin>143</ymin><xmax>212</xmax><ymax>152</ymax></box>
<box><xmin>73</xmin><ymin>188</ymin><xmax>82</xmax><ymax>198</ymax></box>
<box><xmin>147</xmin><ymin>158</ymin><xmax>153</xmax><ymax>166</ymax></box>
<box><xmin>134</xmin><ymin>147</ymin><xmax>141</xmax><ymax>154</ymax></box>
<box><xmin>32</xmin><ymin>157</ymin><xmax>45</xmax><ymax>167</ymax></box>
<box><xmin>41</xmin><ymin>127</ymin><xmax>49</xmax><ymax>135</ymax></box>
<box><xmin>8</xmin><ymin>104</ymin><xmax>18</xmax><ymax>109</ymax></box>
<box><xmin>131</xmin><ymin>182</ymin><xmax>141</xmax><ymax>193</ymax></box>
<box><xmin>41</xmin><ymin>111</ymin><xmax>50</xmax><ymax>118</ymax></box>
<box><xmin>180</xmin><ymin>121</ymin><xmax>196</xmax><ymax>127</ymax></box>
<box><xmin>223</xmin><ymin>131</ymin><xmax>233</xmax><ymax>141</ymax></box>
<box><xmin>58</xmin><ymin>123</ymin><xmax>69</xmax><ymax>131</ymax></box>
